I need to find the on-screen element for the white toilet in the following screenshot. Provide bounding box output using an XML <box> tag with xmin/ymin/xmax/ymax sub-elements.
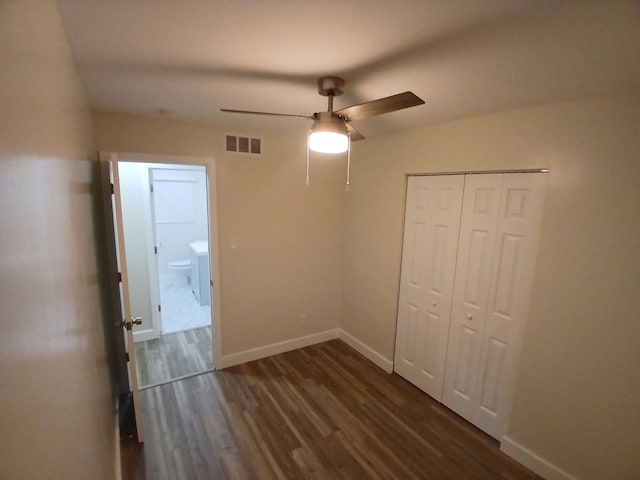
<box><xmin>168</xmin><ymin>259</ymin><xmax>191</xmax><ymax>285</ymax></box>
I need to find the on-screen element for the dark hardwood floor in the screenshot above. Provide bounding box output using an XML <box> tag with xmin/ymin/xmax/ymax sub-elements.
<box><xmin>122</xmin><ymin>339</ymin><xmax>542</xmax><ymax>479</ymax></box>
<box><xmin>135</xmin><ymin>326</ymin><xmax>213</xmax><ymax>387</ymax></box>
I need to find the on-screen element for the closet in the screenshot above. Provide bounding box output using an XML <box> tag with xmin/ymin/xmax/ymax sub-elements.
<box><xmin>394</xmin><ymin>172</ymin><xmax>546</xmax><ymax>439</ymax></box>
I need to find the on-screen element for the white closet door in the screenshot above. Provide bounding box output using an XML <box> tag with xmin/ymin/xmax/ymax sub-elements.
<box><xmin>442</xmin><ymin>174</ymin><xmax>503</xmax><ymax>417</ymax></box>
<box><xmin>394</xmin><ymin>175</ymin><xmax>464</xmax><ymax>401</ymax></box>
<box><xmin>471</xmin><ymin>173</ymin><xmax>546</xmax><ymax>437</ymax></box>
<box><xmin>443</xmin><ymin>173</ymin><xmax>547</xmax><ymax>439</ymax></box>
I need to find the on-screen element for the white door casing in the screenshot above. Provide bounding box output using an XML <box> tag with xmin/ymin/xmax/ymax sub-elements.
<box><xmin>394</xmin><ymin>175</ymin><xmax>464</xmax><ymax>401</ymax></box>
<box><xmin>147</xmin><ymin>168</ymin><xmax>164</xmax><ymax>336</ymax></box>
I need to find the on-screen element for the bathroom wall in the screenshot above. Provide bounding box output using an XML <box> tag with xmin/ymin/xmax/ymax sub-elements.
<box><xmin>0</xmin><ymin>1</ymin><xmax>116</xmax><ymax>478</ymax></box>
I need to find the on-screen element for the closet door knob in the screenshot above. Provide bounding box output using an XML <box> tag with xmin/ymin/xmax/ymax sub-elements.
<box><xmin>432</xmin><ymin>300</ymin><xmax>438</xmax><ymax>307</ymax></box>
<box><xmin>466</xmin><ymin>313</ymin><xmax>473</xmax><ymax>320</ymax></box>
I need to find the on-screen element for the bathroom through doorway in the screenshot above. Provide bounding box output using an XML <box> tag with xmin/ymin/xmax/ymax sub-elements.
<box><xmin>115</xmin><ymin>155</ymin><xmax>219</xmax><ymax>389</ymax></box>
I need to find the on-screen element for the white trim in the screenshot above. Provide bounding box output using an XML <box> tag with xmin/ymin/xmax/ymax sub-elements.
<box><xmin>204</xmin><ymin>162</ymin><xmax>223</xmax><ymax>370</ymax></box>
<box><xmin>339</xmin><ymin>329</ymin><xmax>394</xmax><ymax>373</ymax></box>
<box><xmin>104</xmin><ymin>151</ymin><xmax>212</xmax><ymax>166</ymax></box>
<box><xmin>500</xmin><ymin>435</ymin><xmax>578</xmax><ymax>480</ymax></box>
<box><xmin>218</xmin><ymin>329</ymin><xmax>340</xmax><ymax>369</ymax></box>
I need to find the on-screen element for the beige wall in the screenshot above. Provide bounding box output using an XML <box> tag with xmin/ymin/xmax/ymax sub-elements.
<box><xmin>342</xmin><ymin>92</ymin><xmax>640</xmax><ymax>479</ymax></box>
<box><xmin>93</xmin><ymin>112</ymin><xmax>345</xmax><ymax>356</ymax></box>
<box><xmin>0</xmin><ymin>2</ymin><xmax>116</xmax><ymax>479</ymax></box>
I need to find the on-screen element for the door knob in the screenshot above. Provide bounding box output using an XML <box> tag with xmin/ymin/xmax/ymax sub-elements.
<box><xmin>432</xmin><ymin>300</ymin><xmax>438</xmax><ymax>307</ymax></box>
<box><xmin>121</xmin><ymin>317</ymin><xmax>143</xmax><ymax>330</ymax></box>
<box><xmin>466</xmin><ymin>313</ymin><xmax>473</xmax><ymax>320</ymax></box>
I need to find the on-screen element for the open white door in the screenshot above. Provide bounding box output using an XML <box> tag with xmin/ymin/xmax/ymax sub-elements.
<box><xmin>102</xmin><ymin>153</ymin><xmax>145</xmax><ymax>443</ymax></box>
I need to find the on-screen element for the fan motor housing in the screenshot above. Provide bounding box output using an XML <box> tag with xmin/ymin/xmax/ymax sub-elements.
<box><xmin>312</xmin><ymin>111</ymin><xmax>348</xmax><ymax>133</ymax></box>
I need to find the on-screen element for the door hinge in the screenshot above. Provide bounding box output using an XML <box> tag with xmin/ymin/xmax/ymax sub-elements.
<box><xmin>149</xmin><ymin>183</ymin><xmax>154</xmax><ymax>193</ymax></box>
<box><xmin>117</xmin><ymin>272</ymin><xmax>122</xmax><ymax>283</ymax></box>
<box><xmin>158</xmin><ymin>304</ymin><xmax>161</xmax><ymax>312</ymax></box>
<box><xmin>154</xmin><ymin>246</ymin><xmax>158</xmax><ymax>255</ymax></box>
<box><xmin>110</xmin><ymin>183</ymin><xmax>114</xmax><ymax>194</ymax></box>
<box><xmin>125</xmin><ymin>352</ymin><xmax>129</xmax><ymax>362</ymax></box>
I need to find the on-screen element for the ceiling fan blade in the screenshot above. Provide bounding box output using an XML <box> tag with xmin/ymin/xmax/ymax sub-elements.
<box><xmin>335</xmin><ymin>91</ymin><xmax>425</xmax><ymax>121</ymax></box>
<box><xmin>346</xmin><ymin>123</ymin><xmax>365</xmax><ymax>141</ymax></box>
<box><xmin>221</xmin><ymin>108</ymin><xmax>313</xmax><ymax>120</ymax></box>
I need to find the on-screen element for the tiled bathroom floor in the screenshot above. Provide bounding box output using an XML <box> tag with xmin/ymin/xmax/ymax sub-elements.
<box><xmin>159</xmin><ymin>273</ymin><xmax>211</xmax><ymax>334</ymax></box>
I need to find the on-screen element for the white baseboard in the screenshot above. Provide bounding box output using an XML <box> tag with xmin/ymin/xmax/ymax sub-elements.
<box><xmin>500</xmin><ymin>435</ymin><xmax>577</xmax><ymax>480</ymax></box>
<box><xmin>339</xmin><ymin>329</ymin><xmax>394</xmax><ymax>373</ymax></box>
<box><xmin>218</xmin><ymin>329</ymin><xmax>340</xmax><ymax>369</ymax></box>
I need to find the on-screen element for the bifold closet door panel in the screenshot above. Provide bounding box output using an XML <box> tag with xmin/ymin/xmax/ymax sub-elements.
<box><xmin>443</xmin><ymin>173</ymin><xmax>547</xmax><ymax>439</ymax></box>
<box><xmin>470</xmin><ymin>173</ymin><xmax>547</xmax><ymax>438</ymax></box>
<box><xmin>394</xmin><ymin>175</ymin><xmax>464</xmax><ymax>401</ymax></box>
<box><xmin>442</xmin><ymin>174</ymin><xmax>504</xmax><ymax>419</ymax></box>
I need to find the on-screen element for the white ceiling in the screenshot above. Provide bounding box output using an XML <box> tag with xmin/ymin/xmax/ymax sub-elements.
<box><xmin>58</xmin><ymin>0</ymin><xmax>640</xmax><ymax>139</ymax></box>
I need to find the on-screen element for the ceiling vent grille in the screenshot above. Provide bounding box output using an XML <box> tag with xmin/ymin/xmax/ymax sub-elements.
<box><xmin>225</xmin><ymin>134</ymin><xmax>262</xmax><ymax>155</ymax></box>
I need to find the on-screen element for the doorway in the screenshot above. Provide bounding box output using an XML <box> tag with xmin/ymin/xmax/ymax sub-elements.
<box><xmin>116</xmin><ymin>157</ymin><xmax>218</xmax><ymax>388</ymax></box>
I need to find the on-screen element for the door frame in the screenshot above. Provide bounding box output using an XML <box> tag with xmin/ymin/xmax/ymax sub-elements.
<box><xmin>100</xmin><ymin>151</ymin><xmax>223</xmax><ymax>370</ymax></box>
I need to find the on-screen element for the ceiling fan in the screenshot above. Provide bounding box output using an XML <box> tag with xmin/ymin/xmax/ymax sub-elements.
<box><xmin>221</xmin><ymin>76</ymin><xmax>425</xmax><ymax>187</ymax></box>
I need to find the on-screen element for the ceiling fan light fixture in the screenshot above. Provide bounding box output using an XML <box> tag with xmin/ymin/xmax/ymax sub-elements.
<box><xmin>309</xmin><ymin>131</ymin><xmax>348</xmax><ymax>154</ymax></box>
<box><xmin>221</xmin><ymin>76</ymin><xmax>425</xmax><ymax>187</ymax></box>
<box><xmin>308</xmin><ymin>113</ymin><xmax>349</xmax><ymax>154</ymax></box>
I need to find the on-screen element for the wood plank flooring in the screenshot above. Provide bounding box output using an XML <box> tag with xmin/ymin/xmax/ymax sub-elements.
<box><xmin>135</xmin><ymin>326</ymin><xmax>213</xmax><ymax>387</ymax></box>
<box><xmin>122</xmin><ymin>339</ymin><xmax>542</xmax><ymax>479</ymax></box>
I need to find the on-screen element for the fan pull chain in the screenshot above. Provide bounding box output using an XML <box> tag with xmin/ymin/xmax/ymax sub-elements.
<box><xmin>345</xmin><ymin>134</ymin><xmax>351</xmax><ymax>191</ymax></box>
<box><xmin>306</xmin><ymin>130</ymin><xmax>311</xmax><ymax>186</ymax></box>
